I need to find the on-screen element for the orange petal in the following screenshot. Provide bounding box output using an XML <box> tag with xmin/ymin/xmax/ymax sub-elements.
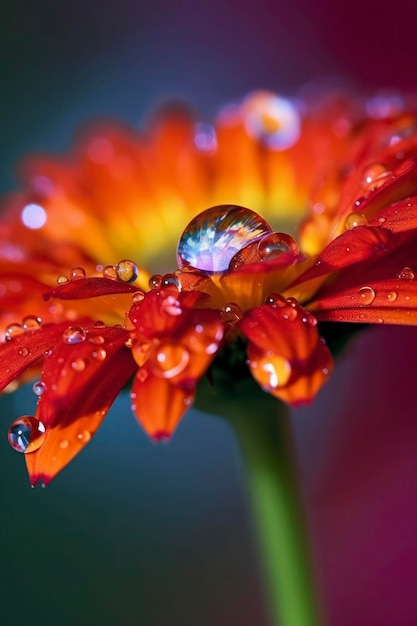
<box><xmin>239</xmin><ymin>299</ymin><xmax>332</xmax><ymax>404</ymax></box>
<box><xmin>26</xmin><ymin>325</ymin><xmax>136</xmax><ymax>485</ymax></box>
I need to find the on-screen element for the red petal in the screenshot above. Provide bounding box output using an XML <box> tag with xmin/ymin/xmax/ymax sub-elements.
<box><xmin>131</xmin><ymin>372</ymin><xmax>194</xmax><ymax>440</ymax></box>
<box><xmin>26</xmin><ymin>325</ymin><xmax>136</xmax><ymax>485</ymax></box>
<box><xmin>239</xmin><ymin>300</ymin><xmax>332</xmax><ymax>404</ymax></box>
<box><xmin>44</xmin><ymin>276</ymin><xmax>139</xmax><ymax>300</ymax></box>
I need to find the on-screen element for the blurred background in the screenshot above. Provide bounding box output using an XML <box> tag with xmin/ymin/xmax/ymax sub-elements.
<box><xmin>1</xmin><ymin>1</ymin><xmax>417</xmax><ymax>624</ymax></box>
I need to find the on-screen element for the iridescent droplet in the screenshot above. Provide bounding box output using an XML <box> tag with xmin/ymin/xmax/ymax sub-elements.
<box><xmin>398</xmin><ymin>267</ymin><xmax>415</xmax><ymax>280</ymax></box>
<box><xmin>115</xmin><ymin>259</ymin><xmax>139</xmax><ymax>283</ymax></box>
<box><xmin>5</xmin><ymin>323</ymin><xmax>25</xmax><ymax>341</ymax></box>
<box><xmin>70</xmin><ymin>267</ymin><xmax>86</xmax><ymax>280</ymax></box>
<box><xmin>177</xmin><ymin>205</ymin><xmax>272</xmax><ymax>274</ymax></box>
<box><xmin>22</xmin><ymin>315</ymin><xmax>42</xmax><ymax>331</ymax></box>
<box><xmin>8</xmin><ymin>415</ymin><xmax>46</xmax><ymax>453</ymax></box>
<box><xmin>153</xmin><ymin>343</ymin><xmax>189</xmax><ymax>379</ymax></box>
<box><xmin>358</xmin><ymin>286</ymin><xmax>376</xmax><ymax>305</ymax></box>
<box><xmin>32</xmin><ymin>381</ymin><xmax>47</xmax><ymax>396</ymax></box>
<box><xmin>345</xmin><ymin>212</ymin><xmax>368</xmax><ymax>230</ymax></box>
<box><xmin>62</xmin><ymin>326</ymin><xmax>87</xmax><ymax>344</ymax></box>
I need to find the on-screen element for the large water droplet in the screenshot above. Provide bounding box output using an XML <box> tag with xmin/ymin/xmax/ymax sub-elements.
<box><xmin>358</xmin><ymin>286</ymin><xmax>376</xmax><ymax>305</ymax></box>
<box><xmin>5</xmin><ymin>323</ymin><xmax>24</xmax><ymax>341</ymax></box>
<box><xmin>252</xmin><ymin>356</ymin><xmax>292</xmax><ymax>391</ymax></box>
<box><xmin>62</xmin><ymin>326</ymin><xmax>87</xmax><ymax>344</ymax></box>
<box><xmin>398</xmin><ymin>267</ymin><xmax>415</xmax><ymax>280</ymax></box>
<box><xmin>33</xmin><ymin>381</ymin><xmax>47</xmax><ymax>396</ymax></box>
<box><xmin>152</xmin><ymin>343</ymin><xmax>190</xmax><ymax>379</ymax></box>
<box><xmin>8</xmin><ymin>416</ymin><xmax>46</xmax><ymax>453</ymax></box>
<box><xmin>257</xmin><ymin>232</ymin><xmax>298</xmax><ymax>261</ymax></box>
<box><xmin>115</xmin><ymin>259</ymin><xmax>139</xmax><ymax>283</ymax></box>
<box><xmin>70</xmin><ymin>267</ymin><xmax>86</xmax><ymax>280</ymax></box>
<box><xmin>345</xmin><ymin>212</ymin><xmax>368</xmax><ymax>230</ymax></box>
<box><xmin>221</xmin><ymin>303</ymin><xmax>243</xmax><ymax>324</ymax></box>
<box><xmin>177</xmin><ymin>205</ymin><xmax>272</xmax><ymax>274</ymax></box>
<box><xmin>22</xmin><ymin>315</ymin><xmax>42</xmax><ymax>331</ymax></box>
<box><xmin>361</xmin><ymin>163</ymin><xmax>390</xmax><ymax>190</ymax></box>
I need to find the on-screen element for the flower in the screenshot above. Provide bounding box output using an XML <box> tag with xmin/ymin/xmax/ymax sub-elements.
<box><xmin>1</xmin><ymin>89</ymin><xmax>417</xmax><ymax>485</ymax></box>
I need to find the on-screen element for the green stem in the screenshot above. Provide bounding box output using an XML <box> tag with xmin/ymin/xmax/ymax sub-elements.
<box><xmin>196</xmin><ymin>376</ymin><xmax>323</xmax><ymax>626</ymax></box>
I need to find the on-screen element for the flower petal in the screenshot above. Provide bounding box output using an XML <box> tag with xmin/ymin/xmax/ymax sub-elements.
<box><xmin>44</xmin><ymin>276</ymin><xmax>139</xmax><ymax>300</ymax></box>
<box><xmin>26</xmin><ymin>325</ymin><xmax>136</xmax><ymax>485</ymax></box>
<box><xmin>239</xmin><ymin>299</ymin><xmax>332</xmax><ymax>404</ymax></box>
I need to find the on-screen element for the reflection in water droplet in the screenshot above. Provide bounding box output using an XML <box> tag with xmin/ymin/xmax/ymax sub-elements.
<box><xmin>33</xmin><ymin>381</ymin><xmax>47</xmax><ymax>396</ymax></box>
<box><xmin>177</xmin><ymin>205</ymin><xmax>271</xmax><ymax>274</ymax></box>
<box><xmin>62</xmin><ymin>326</ymin><xmax>87</xmax><ymax>344</ymax></box>
<box><xmin>398</xmin><ymin>267</ymin><xmax>415</xmax><ymax>280</ymax></box>
<box><xmin>70</xmin><ymin>267</ymin><xmax>86</xmax><ymax>280</ymax></box>
<box><xmin>8</xmin><ymin>415</ymin><xmax>46</xmax><ymax>453</ymax></box>
<box><xmin>358</xmin><ymin>286</ymin><xmax>376</xmax><ymax>305</ymax></box>
<box><xmin>345</xmin><ymin>212</ymin><xmax>368</xmax><ymax>229</ymax></box>
<box><xmin>115</xmin><ymin>259</ymin><xmax>139</xmax><ymax>283</ymax></box>
<box><xmin>257</xmin><ymin>232</ymin><xmax>297</xmax><ymax>261</ymax></box>
<box><xmin>153</xmin><ymin>343</ymin><xmax>189</xmax><ymax>379</ymax></box>
<box><xmin>161</xmin><ymin>274</ymin><xmax>181</xmax><ymax>290</ymax></box>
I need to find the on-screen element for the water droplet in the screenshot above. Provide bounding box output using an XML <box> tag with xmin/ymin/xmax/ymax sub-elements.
<box><xmin>378</xmin><ymin>216</ymin><xmax>387</xmax><ymax>225</ymax></box>
<box><xmin>149</xmin><ymin>274</ymin><xmax>162</xmax><ymax>289</ymax></box>
<box><xmin>59</xmin><ymin>439</ymin><xmax>69</xmax><ymax>449</ymax></box>
<box><xmin>57</xmin><ymin>275</ymin><xmax>68</xmax><ymax>285</ymax></box>
<box><xmin>177</xmin><ymin>205</ymin><xmax>272</xmax><ymax>274</ymax></box>
<box><xmin>152</xmin><ymin>343</ymin><xmax>189</xmax><ymax>379</ymax></box>
<box><xmin>387</xmin><ymin>291</ymin><xmax>398</xmax><ymax>302</ymax></box>
<box><xmin>62</xmin><ymin>326</ymin><xmax>87</xmax><ymax>344</ymax></box>
<box><xmin>115</xmin><ymin>259</ymin><xmax>139</xmax><ymax>283</ymax></box>
<box><xmin>8</xmin><ymin>416</ymin><xmax>46</xmax><ymax>453</ymax></box>
<box><xmin>92</xmin><ymin>347</ymin><xmax>107</xmax><ymax>361</ymax></box>
<box><xmin>5</xmin><ymin>323</ymin><xmax>24</xmax><ymax>341</ymax></box>
<box><xmin>242</xmin><ymin>91</ymin><xmax>301</xmax><ymax>150</ymax></box>
<box><xmin>88</xmin><ymin>335</ymin><xmax>105</xmax><ymax>345</ymax></box>
<box><xmin>132</xmin><ymin>291</ymin><xmax>145</xmax><ymax>304</ymax></box>
<box><xmin>70</xmin><ymin>267</ymin><xmax>86</xmax><ymax>280</ymax></box>
<box><xmin>283</xmin><ymin>307</ymin><xmax>298</xmax><ymax>321</ymax></box>
<box><xmin>103</xmin><ymin>265</ymin><xmax>118</xmax><ymax>280</ymax></box>
<box><xmin>358</xmin><ymin>286</ymin><xmax>376</xmax><ymax>305</ymax></box>
<box><xmin>252</xmin><ymin>356</ymin><xmax>292</xmax><ymax>391</ymax></box>
<box><xmin>71</xmin><ymin>357</ymin><xmax>86</xmax><ymax>371</ymax></box>
<box><xmin>22</xmin><ymin>315</ymin><xmax>42</xmax><ymax>331</ymax></box>
<box><xmin>221</xmin><ymin>303</ymin><xmax>243</xmax><ymax>324</ymax></box>
<box><xmin>161</xmin><ymin>274</ymin><xmax>181</xmax><ymax>290</ymax></box>
<box><xmin>345</xmin><ymin>212</ymin><xmax>368</xmax><ymax>230</ymax></box>
<box><xmin>257</xmin><ymin>232</ymin><xmax>298</xmax><ymax>261</ymax></box>
<box><xmin>18</xmin><ymin>347</ymin><xmax>30</xmax><ymax>357</ymax></box>
<box><xmin>32</xmin><ymin>381</ymin><xmax>47</xmax><ymax>396</ymax></box>
<box><xmin>361</xmin><ymin>163</ymin><xmax>388</xmax><ymax>189</ymax></box>
<box><xmin>77</xmin><ymin>430</ymin><xmax>91</xmax><ymax>442</ymax></box>
<box><xmin>398</xmin><ymin>267</ymin><xmax>415</xmax><ymax>280</ymax></box>
<box><xmin>264</xmin><ymin>293</ymin><xmax>286</xmax><ymax>307</ymax></box>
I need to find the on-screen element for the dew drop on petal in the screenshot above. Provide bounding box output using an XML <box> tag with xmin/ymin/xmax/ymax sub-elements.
<box><xmin>115</xmin><ymin>259</ymin><xmax>139</xmax><ymax>283</ymax></box>
<box><xmin>221</xmin><ymin>303</ymin><xmax>243</xmax><ymax>324</ymax></box>
<box><xmin>32</xmin><ymin>381</ymin><xmax>47</xmax><ymax>396</ymax></box>
<box><xmin>8</xmin><ymin>415</ymin><xmax>46</xmax><ymax>453</ymax></box>
<box><xmin>177</xmin><ymin>205</ymin><xmax>272</xmax><ymax>274</ymax></box>
<box><xmin>398</xmin><ymin>267</ymin><xmax>415</xmax><ymax>280</ymax></box>
<box><xmin>57</xmin><ymin>275</ymin><xmax>68</xmax><ymax>285</ymax></box>
<box><xmin>257</xmin><ymin>232</ymin><xmax>298</xmax><ymax>261</ymax></box>
<box><xmin>103</xmin><ymin>265</ymin><xmax>118</xmax><ymax>280</ymax></box>
<box><xmin>62</xmin><ymin>326</ymin><xmax>87</xmax><ymax>344</ymax></box>
<box><xmin>18</xmin><ymin>347</ymin><xmax>30</xmax><ymax>357</ymax></box>
<box><xmin>387</xmin><ymin>291</ymin><xmax>398</xmax><ymax>302</ymax></box>
<box><xmin>71</xmin><ymin>357</ymin><xmax>86</xmax><ymax>371</ymax></box>
<box><xmin>70</xmin><ymin>267</ymin><xmax>86</xmax><ymax>280</ymax></box>
<box><xmin>361</xmin><ymin>163</ymin><xmax>390</xmax><ymax>190</ymax></box>
<box><xmin>252</xmin><ymin>356</ymin><xmax>292</xmax><ymax>391</ymax></box>
<box><xmin>161</xmin><ymin>274</ymin><xmax>181</xmax><ymax>290</ymax></box>
<box><xmin>132</xmin><ymin>291</ymin><xmax>145</xmax><ymax>304</ymax></box>
<box><xmin>345</xmin><ymin>212</ymin><xmax>368</xmax><ymax>230</ymax></box>
<box><xmin>5</xmin><ymin>323</ymin><xmax>24</xmax><ymax>341</ymax></box>
<box><xmin>59</xmin><ymin>439</ymin><xmax>69</xmax><ymax>449</ymax></box>
<box><xmin>77</xmin><ymin>430</ymin><xmax>91</xmax><ymax>442</ymax></box>
<box><xmin>149</xmin><ymin>274</ymin><xmax>162</xmax><ymax>289</ymax></box>
<box><xmin>88</xmin><ymin>335</ymin><xmax>105</xmax><ymax>345</ymax></box>
<box><xmin>358</xmin><ymin>286</ymin><xmax>376</xmax><ymax>305</ymax></box>
<box><xmin>92</xmin><ymin>348</ymin><xmax>107</xmax><ymax>361</ymax></box>
<box><xmin>153</xmin><ymin>343</ymin><xmax>190</xmax><ymax>379</ymax></box>
<box><xmin>264</xmin><ymin>293</ymin><xmax>286</xmax><ymax>307</ymax></box>
<box><xmin>22</xmin><ymin>315</ymin><xmax>42</xmax><ymax>331</ymax></box>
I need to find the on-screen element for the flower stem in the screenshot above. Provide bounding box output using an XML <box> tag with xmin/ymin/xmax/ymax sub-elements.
<box><xmin>230</xmin><ymin>398</ymin><xmax>322</xmax><ymax>626</ymax></box>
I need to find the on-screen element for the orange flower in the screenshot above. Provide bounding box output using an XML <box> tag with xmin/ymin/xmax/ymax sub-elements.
<box><xmin>1</xmin><ymin>89</ymin><xmax>417</xmax><ymax>485</ymax></box>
